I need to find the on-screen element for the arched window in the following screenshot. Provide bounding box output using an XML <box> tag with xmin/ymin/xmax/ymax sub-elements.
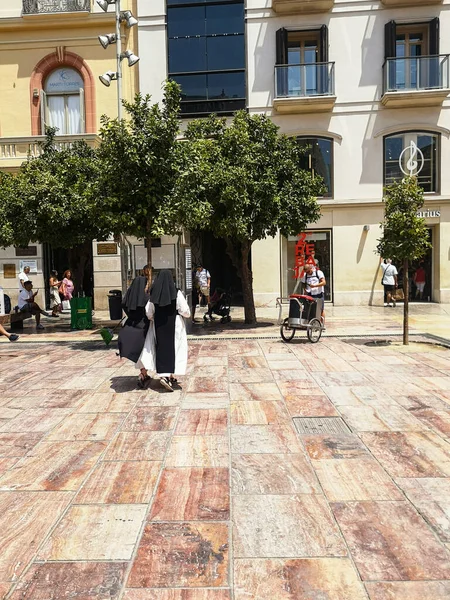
<box><xmin>297</xmin><ymin>137</ymin><xmax>333</xmax><ymax>198</ymax></box>
<box><xmin>42</xmin><ymin>68</ymin><xmax>85</xmax><ymax>135</ymax></box>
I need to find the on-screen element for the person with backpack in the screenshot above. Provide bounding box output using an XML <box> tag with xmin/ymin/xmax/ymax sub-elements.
<box><xmin>381</xmin><ymin>258</ymin><xmax>398</xmax><ymax>307</ymax></box>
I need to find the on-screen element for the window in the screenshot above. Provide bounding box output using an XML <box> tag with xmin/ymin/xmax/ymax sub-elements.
<box><xmin>167</xmin><ymin>0</ymin><xmax>245</xmax><ymax>117</ymax></box>
<box><xmin>42</xmin><ymin>68</ymin><xmax>85</xmax><ymax>135</ymax></box>
<box><xmin>384</xmin><ymin>131</ymin><xmax>439</xmax><ymax>193</ymax></box>
<box><xmin>297</xmin><ymin>137</ymin><xmax>333</xmax><ymax>198</ymax></box>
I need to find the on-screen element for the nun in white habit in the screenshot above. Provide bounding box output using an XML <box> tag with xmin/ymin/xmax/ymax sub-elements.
<box><xmin>138</xmin><ymin>269</ymin><xmax>191</xmax><ymax>391</ymax></box>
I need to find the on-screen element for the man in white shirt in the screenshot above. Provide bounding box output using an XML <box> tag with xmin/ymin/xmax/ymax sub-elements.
<box><xmin>194</xmin><ymin>264</ymin><xmax>211</xmax><ymax>305</ymax></box>
<box><xmin>301</xmin><ymin>263</ymin><xmax>327</xmax><ymax>330</ymax></box>
<box><xmin>18</xmin><ymin>281</ymin><xmax>48</xmax><ymax>329</ymax></box>
<box><xmin>381</xmin><ymin>258</ymin><xmax>398</xmax><ymax>307</ymax></box>
<box><xmin>18</xmin><ymin>266</ymin><xmax>30</xmax><ymax>290</ymax></box>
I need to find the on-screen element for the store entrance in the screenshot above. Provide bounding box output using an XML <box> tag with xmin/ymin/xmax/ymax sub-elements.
<box><xmin>396</xmin><ymin>228</ymin><xmax>433</xmax><ymax>302</ymax></box>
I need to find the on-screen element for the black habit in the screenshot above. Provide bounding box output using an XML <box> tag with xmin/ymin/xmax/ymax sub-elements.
<box><xmin>150</xmin><ymin>270</ymin><xmax>178</xmax><ymax>375</ymax></box>
<box><xmin>118</xmin><ymin>276</ymin><xmax>150</xmax><ymax>363</ymax></box>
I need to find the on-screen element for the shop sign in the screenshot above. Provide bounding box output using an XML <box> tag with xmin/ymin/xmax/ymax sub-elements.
<box><xmin>15</xmin><ymin>246</ymin><xmax>37</xmax><ymax>257</ymax></box>
<box><xmin>20</xmin><ymin>260</ymin><xmax>37</xmax><ymax>273</ymax></box>
<box><xmin>399</xmin><ymin>141</ymin><xmax>424</xmax><ymax>177</ymax></box>
<box><xmin>293</xmin><ymin>233</ymin><xmax>316</xmax><ymax>279</ymax></box>
<box><xmin>3</xmin><ymin>264</ymin><xmax>16</xmax><ymax>279</ymax></box>
<box><xmin>97</xmin><ymin>242</ymin><xmax>118</xmax><ymax>255</ymax></box>
<box><xmin>417</xmin><ymin>209</ymin><xmax>440</xmax><ymax>218</ymax></box>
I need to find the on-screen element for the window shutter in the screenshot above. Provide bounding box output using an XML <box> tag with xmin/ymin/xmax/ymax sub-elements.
<box><xmin>319</xmin><ymin>25</ymin><xmax>329</xmax><ymax>63</ymax></box>
<box><xmin>429</xmin><ymin>17</ymin><xmax>439</xmax><ymax>55</ymax></box>
<box><xmin>384</xmin><ymin>20</ymin><xmax>396</xmax><ymax>59</ymax></box>
<box><xmin>79</xmin><ymin>88</ymin><xmax>85</xmax><ymax>133</ymax></box>
<box><xmin>276</xmin><ymin>28</ymin><xmax>288</xmax><ymax>65</ymax></box>
<box><xmin>40</xmin><ymin>89</ymin><xmax>47</xmax><ymax>135</ymax></box>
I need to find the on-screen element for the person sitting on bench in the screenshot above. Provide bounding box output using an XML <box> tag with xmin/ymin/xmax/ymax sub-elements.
<box><xmin>18</xmin><ymin>281</ymin><xmax>49</xmax><ymax>330</ymax></box>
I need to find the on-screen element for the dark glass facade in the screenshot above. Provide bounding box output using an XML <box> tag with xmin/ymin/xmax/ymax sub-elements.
<box><xmin>297</xmin><ymin>137</ymin><xmax>333</xmax><ymax>198</ymax></box>
<box><xmin>167</xmin><ymin>0</ymin><xmax>246</xmax><ymax>117</ymax></box>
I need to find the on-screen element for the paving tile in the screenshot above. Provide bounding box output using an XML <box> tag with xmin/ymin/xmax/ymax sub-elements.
<box><xmin>47</xmin><ymin>413</ymin><xmax>126</xmax><ymax>441</ymax></box>
<box><xmin>127</xmin><ymin>522</ymin><xmax>229</xmax><ymax>588</ymax></box>
<box><xmin>0</xmin><ymin>407</ymin><xmax>23</xmax><ymax>420</ymax></box>
<box><xmin>395</xmin><ymin>478</ymin><xmax>450</xmax><ymax>542</ymax></box>
<box><xmin>39</xmin><ymin>504</ymin><xmax>146</xmax><ymax>560</ymax></box>
<box><xmin>332</xmin><ymin>500</ymin><xmax>450</xmax><ymax>581</ymax></box>
<box><xmin>196</xmin><ymin>356</ymin><xmax>229</xmax><ymax>366</ymax></box>
<box><xmin>229</xmin><ymin>356</ymin><xmax>268</xmax><ymax>369</ymax></box>
<box><xmin>0</xmin><ymin>441</ymin><xmax>107</xmax><ymax>491</ymax></box>
<box><xmin>77</xmin><ymin>392</ymin><xmax>138</xmax><ymax>413</ymax></box>
<box><xmin>312</xmin><ymin>458</ymin><xmax>403</xmax><ymax>501</ymax></box>
<box><xmin>231</xmin><ymin>454</ymin><xmax>320</xmax><ymax>494</ymax></box>
<box><xmin>0</xmin><ymin>408</ymin><xmax>71</xmax><ymax>433</ymax></box>
<box><xmin>230</xmin><ymin>401</ymin><xmax>284</xmax><ymax>425</ymax></box>
<box><xmin>266</xmin><ymin>359</ymin><xmax>305</xmax><ymax>371</ymax></box>
<box><xmin>166</xmin><ymin>436</ymin><xmax>229</xmax><ymax>467</ymax></box>
<box><xmin>339</xmin><ymin>405</ymin><xmax>425</xmax><ymax>432</ymax></box>
<box><xmin>0</xmin><ymin>456</ymin><xmax>19</xmax><ymax>477</ymax></box>
<box><xmin>360</xmin><ymin>431</ymin><xmax>450</xmax><ymax>477</ymax></box>
<box><xmin>231</xmin><ymin>425</ymin><xmax>303</xmax><ymax>454</ymax></box>
<box><xmin>272</xmin><ymin>369</ymin><xmax>310</xmax><ymax>382</ymax></box>
<box><xmin>182</xmin><ymin>394</ymin><xmax>230</xmax><ymax>409</ymax></box>
<box><xmin>187</xmin><ymin>378</ymin><xmax>229</xmax><ymax>394</ymax></box>
<box><xmin>365</xmin><ymin>581</ymin><xmax>450</xmax><ymax>600</ymax></box>
<box><xmin>123</xmin><ymin>591</ymin><xmax>231</xmax><ymax>600</ymax></box>
<box><xmin>123</xmin><ymin>407</ymin><xmax>178</xmax><ymax>431</ymax></box>
<box><xmin>230</xmin><ymin>382</ymin><xmax>282</xmax><ymax>402</ymax></box>
<box><xmin>233</xmin><ymin>494</ymin><xmax>347</xmax><ymax>558</ymax></box>
<box><xmin>411</xmin><ymin>408</ymin><xmax>450</xmax><ymax>437</ymax></box>
<box><xmin>314</xmin><ymin>372</ymin><xmax>371</xmax><ymax>387</ymax></box>
<box><xmin>234</xmin><ymin>558</ymin><xmax>367</xmax><ymax>600</ymax></box>
<box><xmin>302</xmin><ymin>434</ymin><xmax>369</xmax><ymax>460</ymax></box>
<box><xmin>103</xmin><ymin>431</ymin><xmax>170</xmax><ymax>461</ymax></box>
<box><xmin>229</xmin><ymin>368</ymin><xmax>274</xmax><ymax>384</ymax></box>
<box><xmin>0</xmin><ymin>491</ymin><xmax>73</xmax><ymax>582</ymax></box>
<box><xmin>284</xmin><ymin>394</ymin><xmax>339</xmax><ymax>418</ymax></box>
<box><xmin>9</xmin><ymin>562</ymin><xmax>128</xmax><ymax>600</ymax></box>
<box><xmin>76</xmin><ymin>461</ymin><xmax>161</xmax><ymax>504</ymax></box>
<box><xmin>150</xmin><ymin>468</ymin><xmax>229</xmax><ymax>521</ymax></box>
<box><xmin>175</xmin><ymin>410</ymin><xmax>228</xmax><ymax>435</ymax></box>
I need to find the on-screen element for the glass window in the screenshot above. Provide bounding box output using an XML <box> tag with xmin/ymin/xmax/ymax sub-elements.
<box><xmin>172</xmin><ymin>74</ymin><xmax>207</xmax><ymax>100</ymax></box>
<box><xmin>169</xmin><ymin>38</ymin><xmax>207</xmax><ymax>73</ymax></box>
<box><xmin>167</xmin><ymin>6</ymin><xmax>205</xmax><ymax>37</ymax></box>
<box><xmin>207</xmin><ymin>36</ymin><xmax>245</xmax><ymax>70</ymax></box>
<box><xmin>297</xmin><ymin>137</ymin><xmax>333</xmax><ymax>198</ymax></box>
<box><xmin>206</xmin><ymin>4</ymin><xmax>244</xmax><ymax>35</ymax></box>
<box><xmin>208</xmin><ymin>72</ymin><xmax>245</xmax><ymax>99</ymax></box>
<box><xmin>44</xmin><ymin>68</ymin><xmax>84</xmax><ymax>135</ymax></box>
<box><xmin>281</xmin><ymin>230</ymin><xmax>333</xmax><ymax>301</ymax></box>
<box><xmin>384</xmin><ymin>132</ymin><xmax>439</xmax><ymax>193</ymax></box>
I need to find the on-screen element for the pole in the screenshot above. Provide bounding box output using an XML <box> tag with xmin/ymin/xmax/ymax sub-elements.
<box><xmin>115</xmin><ymin>0</ymin><xmax>122</xmax><ymax>120</ymax></box>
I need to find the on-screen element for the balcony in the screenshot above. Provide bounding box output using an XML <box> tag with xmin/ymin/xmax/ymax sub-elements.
<box><xmin>0</xmin><ymin>134</ymin><xmax>99</xmax><ymax>171</ymax></box>
<box><xmin>382</xmin><ymin>55</ymin><xmax>450</xmax><ymax>108</ymax></box>
<box><xmin>272</xmin><ymin>0</ymin><xmax>333</xmax><ymax>14</ymax></box>
<box><xmin>381</xmin><ymin>0</ymin><xmax>441</xmax><ymax>6</ymax></box>
<box><xmin>22</xmin><ymin>0</ymin><xmax>91</xmax><ymax>14</ymax></box>
<box><xmin>273</xmin><ymin>63</ymin><xmax>336</xmax><ymax>114</ymax></box>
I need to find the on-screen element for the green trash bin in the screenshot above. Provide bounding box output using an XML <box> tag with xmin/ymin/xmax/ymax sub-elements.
<box><xmin>70</xmin><ymin>297</ymin><xmax>93</xmax><ymax>330</ymax></box>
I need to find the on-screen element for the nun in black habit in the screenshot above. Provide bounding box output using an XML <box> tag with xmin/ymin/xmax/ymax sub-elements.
<box><xmin>138</xmin><ymin>269</ymin><xmax>191</xmax><ymax>391</ymax></box>
<box><xmin>118</xmin><ymin>272</ymin><xmax>151</xmax><ymax>388</ymax></box>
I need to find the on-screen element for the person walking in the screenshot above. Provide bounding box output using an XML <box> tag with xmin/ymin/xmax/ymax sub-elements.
<box><xmin>138</xmin><ymin>269</ymin><xmax>191</xmax><ymax>392</ymax></box>
<box><xmin>118</xmin><ymin>268</ymin><xmax>151</xmax><ymax>389</ymax></box>
<box><xmin>49</xmin><ymin>270</ymin><xmax>62</xmax><ymax>317</ymax></box>
<box><xmin>381</xmin><ymin>259</ymin><xmax>398</xmax><ymax>307</ymax></box>
<box><xmin>194</xmin><ymin>264</ymin><xmax>211</xmax><ymax>306</ymax></box>
<box><xmin>301</xmin><ymin>263</ymin><xmax>327</xmax><ymax>330</ymax></box>
<box><xmin>0</xmin><ymin>323</ymin><xmax>19</xmax><ymax>342</ymax></box>
<box><xmin>60</xmin><ymin>270</ymin><xmax>74</xmax><ymax>310</ymax></box>
<box><xmin>18</xmin><ymin>266</ymin><xmax>30</xmax><ymax>290</ymax></box>
<box><xmin>413</xmin><ymin>262</ymin><xmax>426</xmax><ymax>301</ymax></box>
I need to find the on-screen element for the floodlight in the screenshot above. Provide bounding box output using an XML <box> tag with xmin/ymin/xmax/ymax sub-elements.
<box><xmin>121</xmin><ymin>50</ymin><xmax>140</xmax><ymax>67</ymax></box>
<box><xmin>98</xmin><ymin>33</ymin><xmax>117</xmax><ymax>49</ymax></box>
<box><xmin>99</xmin><ymin>71</ymin><xmax>118</xmax><ymax>87</ymax></box>
<box><xmin>120</xmin><ymin>10</ymin><xmax>138</xmax><ymax>28</ymax></box>
<box><xmin>96</xmin><ymin>0</ymin><xmax>114</xmax><ymax>12</ymax></box>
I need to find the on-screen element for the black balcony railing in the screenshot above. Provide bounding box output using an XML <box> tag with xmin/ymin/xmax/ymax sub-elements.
<box><xmin>23</xmin><ymin>0</ymin><xmax>91</xmax><ymax>14</ymax></box>
<box><xmin>383</xmin><ymin>55</ymin><xmax>450</xmax><ymax>94</ymax></box>
<box><xmin>275</xmin><ymin>62</ymin><xmax>335</xmax><ymax>98</ymax></box>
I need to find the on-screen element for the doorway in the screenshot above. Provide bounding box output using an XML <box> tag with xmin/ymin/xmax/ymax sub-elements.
<box><xmin>396</xmin><ymin>227</ymin><xmax>433</xmax><ymax>302</ymax></box>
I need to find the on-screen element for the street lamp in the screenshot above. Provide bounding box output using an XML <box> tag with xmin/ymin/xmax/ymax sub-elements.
<box><xmin>97</xmin><ymin>0</ymin><xmax>139</xmax><ymax>120</ymax></box>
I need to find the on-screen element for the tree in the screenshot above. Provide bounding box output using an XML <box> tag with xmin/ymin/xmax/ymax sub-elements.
<box><xmin>180</xmin><ymin>111</ymin><xmax>324</xmax><ymax>324</ymax></box>
<box><xmin>376</xmin><ymin>177</ymin><xmax>431</xmax><ymax>345</ymax></box>
<box><xmin>0</xmin><ymin>130</ymin><xmax>111</xmax><ymax>292</ymax></box>
<box><xmin>98</xmin><ymin>82</ymin><xmax>195</xmax><ymax>274</ymax></box>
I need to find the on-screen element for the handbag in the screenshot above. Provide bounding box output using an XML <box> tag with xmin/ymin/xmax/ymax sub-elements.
<box><xmin>394</xmin><ymin>288</ymin><xmax>405</xmax><ymax>301</ymax></box>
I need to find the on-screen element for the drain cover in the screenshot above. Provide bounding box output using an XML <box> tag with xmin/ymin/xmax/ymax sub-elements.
<box><xmin>365</xmin><ymin>340</ymin><xmax>392</xmax><ymax>347</ymax></box>
<box><xmin>293</xmin><ymin>417</ymin><xmax>352</xmax><ymax>435</ymax></box>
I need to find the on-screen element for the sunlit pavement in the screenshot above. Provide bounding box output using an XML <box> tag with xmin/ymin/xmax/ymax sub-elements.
<box><xmin>1</xmin><ymin>326</ymin><xmax>450</xmax><ymax>598</ymax></box>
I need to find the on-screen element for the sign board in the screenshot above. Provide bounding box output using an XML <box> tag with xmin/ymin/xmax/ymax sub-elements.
<box><xmin>293</xmin><ymin>232</ymin><xmax>317</xmax><ymax>279</ymax></box>
<box><xmin>97</xmin><ymin>242</ymin><xmax>118</xmax><ymax>255</ymax></box>
<box><xmin>417</xmin><ymin>209</ymin><xmax>440</xmax><ymax>218</ymax></box>
<box><xmin>20</xmin><ymin>260</ymin><xmax>37</xmax><ymax>273</ymax></box>
<box><xmin>399</xmin><ymin>141</ymin><xmax>424</xmax><ymax>177</ymax></box>
<box><xmin>3</xmin><ymin>264</ymin><xmax>16</xmax><ymax>279</ymax></box>
<box><xmin>15</xmin><ymin>246</ymin><xmax>37</xmax><ymax>257</ymax></box>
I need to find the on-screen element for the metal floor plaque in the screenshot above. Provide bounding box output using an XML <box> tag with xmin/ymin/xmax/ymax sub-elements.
<box><xmin>293</xmin><ymin>417</ymin><xmax>352</xmax><ymax>435</ymax></box>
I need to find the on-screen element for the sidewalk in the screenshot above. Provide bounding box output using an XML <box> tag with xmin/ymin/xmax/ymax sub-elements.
<box><xmin>1</xmin><ymin>333</ymin><xmax>450</xmax><ymax>598</ymax></box>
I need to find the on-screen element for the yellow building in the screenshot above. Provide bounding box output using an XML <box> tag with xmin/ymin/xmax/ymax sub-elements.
<box><xmin>0</xmin><ymin>0</ymin><xmax>138</xmax><ymax>309</ymax></box>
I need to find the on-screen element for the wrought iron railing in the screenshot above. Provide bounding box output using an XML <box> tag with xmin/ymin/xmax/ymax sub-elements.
<box><xmin>275</xmin><ymin>62</ymin><xmax>335</xmax><ymax>98</ymax></box>
<box><xmin>23</xmin><ymin>0</ymin><xmax>91</xmax><ymax>14</ymax></box>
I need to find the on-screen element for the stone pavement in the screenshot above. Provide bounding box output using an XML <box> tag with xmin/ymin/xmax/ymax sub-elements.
<box><xmin>1</xmin><ymin>335</ymin><xmax>450</xmax><ymax>599</ymax></box>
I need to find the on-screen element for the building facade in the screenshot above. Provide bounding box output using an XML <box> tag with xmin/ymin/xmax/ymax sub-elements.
<box><xmin>139</xmin><ymin>0</ymin><xmax>450</xmax><ymax>306</ymax></box>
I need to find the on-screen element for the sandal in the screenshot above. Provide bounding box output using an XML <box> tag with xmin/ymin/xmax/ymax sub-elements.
<box><xmin>170</xmin><ymin>376</ymin><xmax>178</xmax><ymax>384</ymax></box>
<box><xmin>137</xmin><ymin>374</ymin><xmax>151</xmax><ymax>389</ymax></box>
<box><xmin>160</xmin><ymin>377</ymin><xmax>174</xmax><ymax>392</ymax></box>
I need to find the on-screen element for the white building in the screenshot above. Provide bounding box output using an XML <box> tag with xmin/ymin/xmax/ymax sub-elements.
<box><xmin>138</xmin><ymin>0</ymin><xmax>450</xmax><ymax>307</ymax></box>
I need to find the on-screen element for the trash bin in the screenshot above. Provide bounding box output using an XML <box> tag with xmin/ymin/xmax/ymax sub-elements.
<box><xmin>108</xmin><ymin>289</ymin><xmax>123</xmax><ymax>321</ymax></box>
<box><xmin>70</xmin><ymin>297</ymin><xmax>93</xmax><ymax>330</ymax></box>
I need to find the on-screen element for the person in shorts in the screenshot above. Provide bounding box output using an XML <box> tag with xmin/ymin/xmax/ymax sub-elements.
<box><xmin>194</xmin><ymin>264</ymin><xmax>211</xmax><ymax>306</ymax></box>
<box><xmin>18</xmin><ymin>281</ymin><xmax>49</xmax><ymax>330</ymax></box>
<box><xmin>381</xmin><ymin>259</ymin><xmax>398</xmax><ymax>307</ymax></box>
<box><xmin>301</xmin><ymin>263</ymin><xmax>327</xmax><ymax>330</ymax></box>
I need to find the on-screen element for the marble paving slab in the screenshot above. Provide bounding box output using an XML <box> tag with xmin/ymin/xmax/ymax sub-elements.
<box><xmin>182</xmin><ymin>394</ymin><xmax>230</xmax><ymax>409</ymax></box>
<box><xmin>123</xmin><ymin>591</ymin><xmax>231</xmax><ymax>599</ymax></box>
<box><xmin>103</xmin><ymin>431</ymin><xmax>170</xmax><ymax>461</ymax></box>
<box><xmin>228</xmin><ymin>368</ymin><xmax>274</xmax><ymax>384</ymax></box>
<box><xmin>39</xmin><ymin>504</ymin><xmax>147</xmax><ymax>560</ymax></box>
<box><xmin>302</xmin><ymin>434</ymin><xmax>369</xmax><ymax>460</ymax></box>
<box><xmin>231</xmin><ymin>425</ymin><xmax>303</xmax><ymax>454</ymax></box>
<box><xmin>332</xmin><ymin>500</ymin><xmax>450</xmax><ymax>581</ymax></box>
<box><xmin>0</xmin><ymin>408</ymin><xmax>72</xmax><ymax>433</ymax></box>
<box><xmin>9</xmin><ymin>561</ymin><xmax>128</xmax><ymax>600</ymax></box>
<box><xmin>150</xmin><ymin>468</ymin><xmax>229</xmax><ymax>521</ymax></box>
<box><xmin>229</xmin><ymin>382</ymin><xmax>282</xmax><ymax>402</ymax></box>
<box><xmin>233</xmin><ymin>494</ymin><xmax>347</xmax><ymax>558</ymax></box>
<box><xmin>166</xmin><ymin>436</ymin><xmax>229</xmax><ymax>468</ymax></box>
<box><xmin>365</xmin><ymin>581</ymin><xmax>450</xmax><ymax>599</ymax></box>
<box><xmin>230</xmin><ymin>401</ymin><xmax>285</xmax><ymax>425</ymax></box>
<box><xmin>127</xmin><ymin>522</ymin><xmax>229</xmax><ymax>588</ymax></box>
<box><xmin>186</xmin><ymin>378</ymin><xmax>229</xmax><ymax>394</ymax></box>
<box><xmin>123</xmin><ymin>407</ymin><xmax>178</xmax><ymax>432</ymax></box>
<box><xmin>175</xmin><ymin>410</ymin><xmax>228</xmax><ymax>435</ymax></box>
<box><xmin>283</xmin><ymin>395</ymin><xmax>339</xmax><ymax>418</ymax></box>
<box><xmin>231</xmin><ymin>453</ymin><xmax>320</xmax><ymax>495</ymax></box>
<box><xmin>46</xmin><ymin>413</ymin><xmax>126</xmax><ymax>441</ymax></box>
<box><xmin>76</xmin><ymin>392</ymin><xmax>139</xmax><ymax>413</ymax></box>
<box><xmin>338</xmin><ymin>405</ymin><xmax>425</xmax><ymax>432</ymax></box>
<box><xmin>0</xmin><ymin>456</ymin><xmax>19</xmax><ymax>477</ymax></box>
<box><xmin>75</xmin><ymin>461</ymin><xmax>161</xmax><ymax>504</ymax></box>
<box><xmin>228</xmin><ymin>356</ymin><xmax>268</xmax><ymax>369</ymax></box>
<box><xmin>234</xmin><ymin>558</ymin><xmax>367</xmax><ymax>600</ymax></box>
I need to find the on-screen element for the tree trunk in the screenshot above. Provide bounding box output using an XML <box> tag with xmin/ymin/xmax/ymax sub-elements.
<box><xmin>403</xmin><ymin>258</ymin><xmax>409</xmax><ymax>346</ymax></box>
<box><xmin>146</xmin><ymin>224</ymin><xmax>153</xmax><ymax>284</ymax></box>
<box><xmin>69</xmin><ymin>240</ymin><xmax>91</xmax><ymax>297</ymax></box>
<box><xmin>224</xmin><ymin>238</ymin><xmax>256</xmax><ymax>325</ymax></box>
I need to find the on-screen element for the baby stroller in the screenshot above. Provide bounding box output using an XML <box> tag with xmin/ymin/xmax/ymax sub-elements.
<box><xmin>203</xmin><ymin>288</ymin><xmax>232</xmax><ymax>323</ymax></box>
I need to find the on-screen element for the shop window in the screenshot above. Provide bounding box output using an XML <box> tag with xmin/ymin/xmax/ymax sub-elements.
<box><xmin>384</xmin><ymin>131</ymin><xmax>439</xmax><ymax>193</ymax></box>
<box><xmin>281</xmin><ymin>230</ymin><xmax>333</xmax><ymax>301</ymax></box>
<box><xmin>42</xmin><ymin>68</ymin><xmax>85</xmax><ymax>135</ymax></box>
<box><xmin>297</xmin><ymin>137</ymin><xmax>333</xmax><ymax>197</ymax></box>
